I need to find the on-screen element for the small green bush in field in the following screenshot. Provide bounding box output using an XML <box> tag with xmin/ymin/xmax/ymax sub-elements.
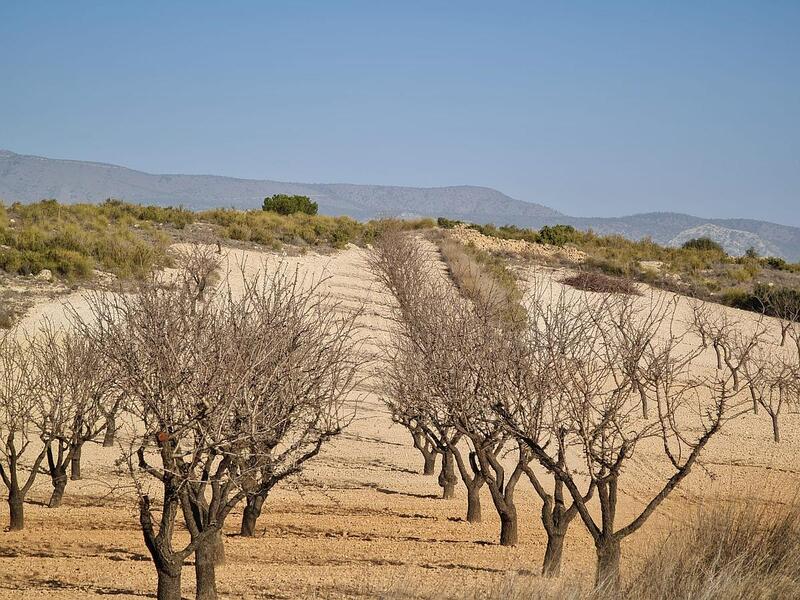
<box><xmin>262</xmin><ymin>194</ymin><xmax>318</xmax><ymax>216</ymax></box>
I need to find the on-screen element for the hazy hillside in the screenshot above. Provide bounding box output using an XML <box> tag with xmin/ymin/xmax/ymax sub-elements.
<box><xmin>0</xmin><ymin>150</ymin><xmax>560</xmax><ymax>223</ymax></box>
<box><xmin>2</xmin><ymin>149</ymin><xmax>799</xmax><ymax>260</ymax></box>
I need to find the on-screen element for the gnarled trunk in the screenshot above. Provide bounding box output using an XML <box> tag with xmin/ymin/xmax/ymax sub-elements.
<box><xmin>439</xmin><ymin>450</ymin><xmax>457</xmax><ymax>499</ymax></box>
<box><xmin>156</xmin><ymin>566</ymin><xmax>182</xmax><ymax>600</ymax></box>
<box><xmin>194</xmin><ymin>530</ymin><xmax>224</xmax><ymax>600</ymax></box>
<box><xmin>499</xmin><ymin>508</ymin><xmax>518</xmax><ymax>546</ymax></box>
<box><xmin>423</xmin><ymin>451</ymin><xmax>437</xmax><ymax>475</ymax></box>
<box><xmin>466</xmin><ymin>485</ymin><xmax>482</xmax><ymax>523</ymax></box>
<box><xmin>70</xmin><ymin>442</ymin><xmax>83</xmax><ymax>481</ymax></box>
<box><xmin>7</xmin><ymin>491</ymin><xmax>24</xmax><ymax>531</ymax></box>
<box><xmin>542</xmin><ymin>529</ymin><xmax>565</xmax><ymax>577</ymax></box>
<box><xmin>103</xmin><ymin>415</ymin><xmax>116</xmax><ymax>447</ymax></box>
<box><xmin>595</xmin><ymin>537</ymin><xmax>621</xmax><ymax>592</ymax></box>
<box><xmin>49</xmin><ymin>467</ymin><xmax>68</xmax><ymax>508</ymax></box>
<box><xmin>240</xmin><ymin>494</ymin><xmax>265</xmax><ymax>537</ymax></box>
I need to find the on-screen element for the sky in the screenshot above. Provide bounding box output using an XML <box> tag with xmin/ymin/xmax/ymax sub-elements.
<box><xmin>1</xmin><ymin>1</ymin><xmax>798</xmax><ymax>224</ymax></box>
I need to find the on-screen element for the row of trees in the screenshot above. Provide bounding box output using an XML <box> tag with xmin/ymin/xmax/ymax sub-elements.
<box><xmin>0</xmin><ymin>245</ymin><xmax>364</xmax><ymax>600</ymax></box>
<box><xmin>0</xmin><ymin>322</ymin><xmax>120</xmax><ymax>530</ymax></box>
<box><xmin>370</xmin><ymin>229</ymin><xmax>800</xmax><ymax>590</ymax></box>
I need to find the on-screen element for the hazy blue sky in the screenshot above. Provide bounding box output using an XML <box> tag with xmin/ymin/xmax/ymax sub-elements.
<box><xmin>1</xmin><ymin>1</ymin><xmax>798</xmax><ymax>223</ymax></box>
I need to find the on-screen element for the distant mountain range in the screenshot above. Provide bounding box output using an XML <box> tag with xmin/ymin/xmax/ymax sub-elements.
<box><xmin>2</xmin><ymin>149</ymin><xmax>798</xmax><ymax>261</ymax></box>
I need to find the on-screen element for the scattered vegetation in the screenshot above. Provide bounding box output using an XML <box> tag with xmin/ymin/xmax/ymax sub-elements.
<box><xmin>0</xmin><ymin>199</ymin><xmax>174</xmax><ymax>279</ymax></box>
<box><xmin>450</xmin><ymin>219</ymin><xmax>800</xmax><ymax>318</ymax></box>
<box><xmin>0</xmin><ymin>199</ymin><xmax>436</xmax><ymax>283</ymax></box>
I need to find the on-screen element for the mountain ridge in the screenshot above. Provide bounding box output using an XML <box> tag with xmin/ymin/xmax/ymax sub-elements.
<box><xmin>1</xmin><ymin>149</ymin><xmax>798</xmax><ymax>260</ymax></box>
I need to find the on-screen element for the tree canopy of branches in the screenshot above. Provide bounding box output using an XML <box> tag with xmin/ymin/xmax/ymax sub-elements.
<box><xmin>74</xmin><ymin>249</ymin><xmax>363</xmax><ymax>600</ymax></box>
<box><xmin>498</xmin><ymin>284</ymin><xmax>760</xmax><ymax>589</ymax></box>
<box><xmin>34</xmin><ymin>321</ymin><xmax>113</xmax><ymax>506</ymax></box>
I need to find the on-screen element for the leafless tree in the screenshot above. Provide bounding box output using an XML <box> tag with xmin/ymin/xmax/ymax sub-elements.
<box><xmin>497</xmin><ymin>305</ymin><xmax>595</xmax><ymax>575</ymax></box>
<box><xmin>499</xmin><ymin>285</ymin><xmax>754</xmax><ymax>590</ymax></box>
<box><xmin>381</xmin><ymin>336</ymin><xmax>466</xmax><ymax>502</ymax></box>
<box><xmin>33</xmin><ymin>321</ymin><xmax>112</xmax><ymax>506</ymax></box>
<box><xmin>76</xmin><ymin>274</ymin><xmax>226</xmax><ymax>600</ymax></box>
<box><xmin>746</xmin><ymin>349</ymin><xmax>798</xmax><ymax>442</ymax></box>
<box><xmin>369</xmin><ymin>228</ymin><xmax>467</xmax><ymax>499</ymax></box>
<box><xmin>173</xmin><ymin>242</ymin><xmax>222</xmax><ymax>309</ymax></box>
<box><xmin>689</xmin><ymin>301</ymin><xmax>736</xmax><ymax>369</ymax></box>
<box><xmin>0</xmin><ymin>331</ymin><xmax>45</xmax><ymax>531</ymax></box>
<box><xmin>232</xmin><ymin>268</ymin><xmax>362</xmax><ymax>537</ymax></box>
<box><xmin>75</xmin><ymin>250</ymin><xmax>361</xmax><ymax>600</ymax></box>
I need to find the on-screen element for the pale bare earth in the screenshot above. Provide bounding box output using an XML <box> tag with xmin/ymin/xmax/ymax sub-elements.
<box><xmin>1</xmin><ymin>245</ymin><xmax>799</xmax><ymax>599</ymax></box>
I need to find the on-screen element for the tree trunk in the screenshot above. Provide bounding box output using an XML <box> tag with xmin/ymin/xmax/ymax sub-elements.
<box><xmin>103</xmin><ymin>415</ymin><xmax>116</xmax><ymax>447</ymax></box>
<box><xmin>49</xmin><ymin>468</ymin><xmax>68</xmax><ymax>508</ymax></box>
<box><xmin>70</xmin><ymin>443</ymin><xmax>83</xmax><ymax>481</ymax></box>
<box><xmin>439</xmin><ymin>450</ymin><xmax>457</xmax><ymax>499</ymax></box>
<box><xmin>466</xmin><ymin>485</ymin><xmax>482</xmax><ymax>523</ymax></box>
<box><xmin>638</xmin><ymin>382</ymin><xmax>648</xmax><ymax>419</ymax></box>
<box><xmin>595</xmin><ymin>538</ymin><xmax>622</xmax><ymax>592</ymax></box>
<box><xmin>772</xmin><ymin>413</ymin><xmax>781</xmax><ymax>443</ymax></box>
<box><xmin>7</xmin><ymin>491</ymin><xmax>24</xmax><ymax>531</ymax></box>
<box><xmin>499</xmin><ymin>509</ymin><xmax>518</xmax><ymax>546</ymax></box>
<box><xmin>542</xmin><ymin>529</ymin><xmax>566</xmax><ymax>577</ymax></box>
<box><xmin>194</xmin><ymin>532</ymin><xmax>221</xmax><ymax>600</ymax></box>
<box><xmin>423</xmin><ymin>452</ymin><xmax>436</xmax><ymax>475</ymax></box>
<box><xmin>156</xmin><ymin>567</ymin><xmax>182</xmax><ymax>600</ymax></box>
<box><xmin>240</xmin><ymin>494</ymin><xmax>265</xmax><ymax>537</ymax></box>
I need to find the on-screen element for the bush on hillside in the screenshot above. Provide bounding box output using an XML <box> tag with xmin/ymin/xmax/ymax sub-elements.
<box><xmin>262</xmin><ymin>194</ymin><xmax>318</xmax><ymax>216</ymax></box>
<box><xmin>682</xmin><ymin>236</ymin><xmax>725</xmax><ymax>253</ymax></box>
<box><xmin>538</xmin><ymin>224</ymin><xmax>579</xmax><ymax>246</ymax></box>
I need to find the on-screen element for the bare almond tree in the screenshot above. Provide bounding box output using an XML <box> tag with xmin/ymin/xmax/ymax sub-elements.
<box><xmin>0</xmin><ymin>331</ymin><xmax>45</xmax><ymax>531</ymax></box>
<box><xmin>34</xmin><ymin>321</ymin><xmax>111</xmax><ymax>506</ymax></box>
<box><xmin>231</xmin><ymin>268</ymin><xmax>362</xmax><ymax>537</ymax></box>
<box><xmin>498</xmin><ymin>305</ymin><xmax>595</xmax><ymax>575</ymax></box>
<box><xmin>77</xmin><ymin>275</ymin><xmax>226</xmax><ymax>600</ymax></box>
<box><xmin>381</xmin><ymin>336</ymin><xmax>466</xmax><ymax>502</ymax></box>
<box><xmin>499</xmin><ymin>286</ymin><xmax>753</xmax><ymax>590</ymax></box>
<box><xmin>75</xmin><ymin>250</ymin><xmax>361</xmax><ymax>600</ymax></box>
<box><xmin>173</xmin><ymin>242</ymin><xmax>223</xmax><ymax>308</ymax></box>
<box><xmin>747</xmin><ymin>349</ymin><xmax>798</xmax><ymax>442</ymax></box>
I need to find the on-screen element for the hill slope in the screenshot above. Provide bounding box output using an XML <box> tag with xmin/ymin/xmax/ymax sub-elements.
<box><xmin>1</xmin><ymin>149</ymin><xmax>798</xmax><ymax>260</ymax></box>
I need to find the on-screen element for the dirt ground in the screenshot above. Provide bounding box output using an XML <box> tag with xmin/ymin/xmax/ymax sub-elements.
<box><xmin>1</xmin><ymin>243</ymin><xmax>799</xmax><ymax>599</ymax></box>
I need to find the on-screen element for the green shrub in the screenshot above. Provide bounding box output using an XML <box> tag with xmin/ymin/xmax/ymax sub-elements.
<box><xmin>538</xmin><ymin>224</ymin><xmax>579</xmax><ymax>246</ymax></box>
<box><xmin>682</xmin><ymin>237</ymin><xmax>725</xmax><ymax>253</ymax></box>
<box><xmin>262</xmin><ymin>194</ymin><xmax>318</xmax><ymax>216</ymax></box>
